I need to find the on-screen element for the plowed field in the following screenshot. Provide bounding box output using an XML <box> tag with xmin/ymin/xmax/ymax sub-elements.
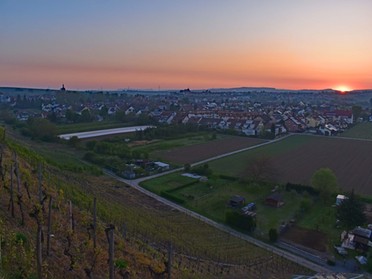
<box><xmin>210</xmin><ymin>135</ymin><xmax>372</xmax><ymax>195</ymax></box>
<box><xmin>153</xmin><ymin>136</ymin><xmax>265</xmax><ymax>164</ymax></box>
<box><xmin>271</xmin><ymin>136</ymin><xmax>372</xmax><ymax>195</ymax></box>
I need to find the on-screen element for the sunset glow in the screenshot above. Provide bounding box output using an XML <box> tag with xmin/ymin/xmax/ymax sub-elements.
<box><xmin>1</xmin><ymin>1</ymin><xmax>372</xmax><ymax>90</ymax></box>
<box><xmin>334</xmin><ymin>85</ymin><xmax>352</xmax><ymax>92</ymax></box>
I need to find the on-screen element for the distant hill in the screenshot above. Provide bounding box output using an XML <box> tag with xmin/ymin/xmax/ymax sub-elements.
<box><xmin>2</xmin><ymin>86</ymin><xmax>372</xmax><ymax>95</ymax></box>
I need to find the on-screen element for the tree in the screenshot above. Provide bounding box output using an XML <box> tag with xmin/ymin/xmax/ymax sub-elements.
<box><xmin>244</xmin><ymin>156</ymin><xmax>278</xmax><ymax>182</ymax></box>
<box><xmin>65</xmin><ymin>109</ymin><xmax>78</xmax><ymax>123</ymax></box>
<box><xmin>311</xmin><ymin>168</ymin><xmax>339</xmax><ymax>204</ymax></box>
<box><xmin>99</xmin><ymin>105</ymin><xmax>108</xmax><ymax>118</ymax></box>
<box><xmin>80</xmin><ymin>108</ymin><xmax>92</xmax><ymax>122</ymax></box>
<box><xmin>225</xmin><ymin>211</ymin><xmax>256</xmax><ymax>233</ymax></box>
<box><xmin>184</xmin><ymin>163</ymin><xmax>191</xmax><ymax>172</ymax></box>
<box><xmin>68</xmin><ymin>136</ymin><xmax>80</xmax><ymax>147</ymax></box>
<box><xmin>352</xmin><ymin>105</ymin><xmax>362</xmax><ymax>121</ymax></box>
<box><xmin>27</xmin><ymin>117</ymin><xmax>57</xmax><ymax>141</ymax></box>
<box><xmin>336</xmin><ymin>190</ymin><xmax>366</xmax><ymax>230</ymax></box>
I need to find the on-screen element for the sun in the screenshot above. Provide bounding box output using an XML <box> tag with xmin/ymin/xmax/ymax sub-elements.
<box><xmin>334</xmin><ymin>85</ymin><xmax>352</xmax><ymax>93</ymax></box>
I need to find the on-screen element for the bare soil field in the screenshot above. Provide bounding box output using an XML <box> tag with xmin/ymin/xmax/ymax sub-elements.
<box><xmin>270</xmin><ymin>136</ymin><xmax>372</xmax><ymax>195</ymax></box>
<box><xmin>282</xmin><ymin>226</ymin><xmax>328</xmax><ymax>253</ymax></box>
<box><xmin>154</xmin><ymin>136</ymin><xmax>266</xmax><ymax>164</ymax></box>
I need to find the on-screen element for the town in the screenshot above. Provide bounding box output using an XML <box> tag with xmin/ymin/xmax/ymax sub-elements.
<box><xmin>1</xmin><ymin>86</ymin><xmax>372</xmax><ymax>138</ymax></box>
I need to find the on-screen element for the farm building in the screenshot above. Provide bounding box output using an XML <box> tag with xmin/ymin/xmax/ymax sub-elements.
<box><xmin>229</xmin><ymin>195</ymin><xmax>245</xmax><ymax>207</ymax></box>
<box><xmin>265</xmin><ymin>193</ymin><xmax>284</xmax><ymax>208</ymax></box>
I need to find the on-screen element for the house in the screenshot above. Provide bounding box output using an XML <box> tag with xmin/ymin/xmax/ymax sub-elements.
<box><xmin>341</xmin><ymin>227</ymin><xmax>372</xmax><ymax>251</ymax></box>
<box><xmin>229</xmin><ymin>195</ymin><xmax>245</xmax><ymax>207</ymax></box>
<box><xmin>265</xmin><ymin>193</ymin><xmax>284</xmax><ymax>207</ymax></box>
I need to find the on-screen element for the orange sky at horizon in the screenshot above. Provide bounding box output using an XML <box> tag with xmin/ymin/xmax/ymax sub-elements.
<box><xmin>1</xmin><ymin>1</ymin><xmax>372</xmax><ymax>91</ymax></box>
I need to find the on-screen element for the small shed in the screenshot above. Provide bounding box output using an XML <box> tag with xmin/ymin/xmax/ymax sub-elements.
<box><xmin>154</xmin><ymin>161</ymin><xmax>170</xmax><ymax>171</ymax></box>
<box><xmin>336</xmin><ymin>194</ymin><xmax>348</xmax><ymax>206</ymax></box>
<box><xmin>229</xmin><ymin>195</ymin><xmax>245</xmax><ymax>207</ymax></box>
<box><xmin>265</xmin><ymin>193</ymin><xmax>284</xmax><ymax>208</ymax></box>
<box><xmin>241</xmin><ymin>202</ymin><xmax>256</xmax><ymax>212</ymax></box>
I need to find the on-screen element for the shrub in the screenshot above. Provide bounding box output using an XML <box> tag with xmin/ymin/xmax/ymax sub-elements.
<box><xmin>268</xmin><ymin>228</ymin><xmax>278</xmax><ymax>242</ymax></box>
<box><xmin>15</xmin><ymin>232</ymin><xmax>27</xmax><ymax>245</ymax></box>
<box><xmin>115</xmin><ymin>259</ymin><xmax>128</xmax><ymax>269</ymax></box>
<box><xmin>285</xmin><ymin>183</ymin><xmax>319</xmax><ymax>196</ymax></box>
<box><xmin>225</xmin><ymin>211</ymin><xmax>256</xmax><ymax>233</ymax></box>
<box><xmin>184</xmin><ymin>163</ymin><xmax>191</xmax><ymax>172</ymax></box>
<box><xmin>160</xmin><ymin>191</ymin><xmax>185</xmax><ymax>204</ymax></box>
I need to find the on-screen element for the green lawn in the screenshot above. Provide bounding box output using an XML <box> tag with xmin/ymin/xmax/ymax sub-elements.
<box><xmin>141</xmin><ymin>173</ymin><xmax>310</xmax><ymax>235</ymax></box>
<box><xmin>142</xmin><ymin>172</ymin><xmax>196</xmax><ymax>193</ymax></box>
<box><xmin>340</xmin><ymin>122</ymin><xmax>372</xmax><ymax>140</ymax></box>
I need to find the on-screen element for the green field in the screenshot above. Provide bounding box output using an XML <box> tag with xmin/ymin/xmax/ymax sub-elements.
<box><xmin>340</xmin><ymin>122</ymin><xmax>372</xmax><ymax>140</ymax></box>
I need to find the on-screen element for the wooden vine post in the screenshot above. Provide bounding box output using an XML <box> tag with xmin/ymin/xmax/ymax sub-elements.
<box><xmin>105</xmin><ymin>224</ymin><xmax>115</xmax><ymax>279</ymax></box>
<box><xmin>46</xmin><ymin>196</ymin><xmax>53</xmax><ymax>256</ymax></box>
<box><xmin>14</xmin><ymin>152</ymin><xmax>25</xmax><ymax>225</ymax></box>
<box><xmin>167</xmin><ymin>241</ymin><xmax>173</xmax><ymax>279</ymax></box>
<box><xmin>38</xmin><ymin>163</ymin><xmax>43</xmax><ymax>204</ymax></box>
<box><xmin>69</xmin><ymin>200</ymin><xmax>74</xmax><ymax>232</ymax></box>
<box><xmin>93</xmin><ymin>197</ymin><xmax>97</xmax><ymax>249</ymax></box>
<box><xmin>30</xmin><ymin>204</ymin><xmax>43</xmax><ymax>279</ymax></box>
<box><xmin>9</xmin><ymin>165</ymin><xmax>14</xmax><ymax>218</ymax></box>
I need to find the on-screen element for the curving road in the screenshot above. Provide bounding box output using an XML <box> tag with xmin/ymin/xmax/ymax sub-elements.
<box><xmin>104</xmin><ymin>134</ymin><xmax>333</xmax><ymax>274</ymax></box>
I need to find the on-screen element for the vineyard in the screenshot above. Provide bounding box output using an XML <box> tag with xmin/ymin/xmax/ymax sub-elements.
<box><xmin>0</xmin><ymin>127</ymin><xmax>313</xmax><ymax>278</ymax></box>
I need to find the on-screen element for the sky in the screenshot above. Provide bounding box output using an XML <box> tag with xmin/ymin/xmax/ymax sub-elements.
<box><xmin>1</xmin><ymin>0</ymin><xmax>372</xmax><ymax>90</ymax></box>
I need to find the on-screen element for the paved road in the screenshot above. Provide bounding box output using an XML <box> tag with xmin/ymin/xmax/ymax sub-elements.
<box><xmin>103</xmin><ymin>134</ymin><xmax>336</xmax><ymax>273</ymax></box>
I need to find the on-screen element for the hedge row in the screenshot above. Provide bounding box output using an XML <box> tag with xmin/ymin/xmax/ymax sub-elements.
<box><xmin>285</xmin><ymin>183</ymin><xmax>319</xmax><ymax>196</ymax></box>
<box><xmin>160</xmin><ymin>191</ymin><xmax>185</xmax><ymax>204</ymax></box>
<box><xmin>167</xmin><ymin>180</ymin><xmax>199</xmax><ymax>193</ymax></box>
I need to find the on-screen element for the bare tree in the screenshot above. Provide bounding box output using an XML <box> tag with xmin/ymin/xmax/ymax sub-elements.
<box><xmin>243</xmin><ymin>155</ymin><xmax>279</xmax><ymax>182</ymax></box>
